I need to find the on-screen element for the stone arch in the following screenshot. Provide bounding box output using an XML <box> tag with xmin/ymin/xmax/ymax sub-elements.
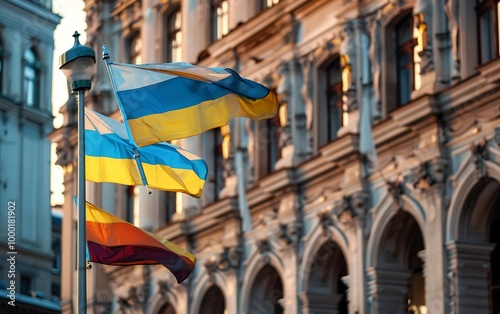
<box><xmin>298</xmin><ymin>219</ymin><xmax>350</xmax><ymax>293</ymax></box>
<box><xmin>446</xmin><ymin>159</ymin><xmax>500</xmax><ymax>242</ymax></box>
<box><xmin>155</xmin><ymin>303</ymin><xmax>176</xmax><ymax>314</ymax></box>
<box><xmin>445</xmin><ymin>158</ymin><xmax>500</xmax><ymax>312</ymax></box>
<box><xmin>149</xmin><ymin>292</ymin><xmax>177</xmax><ymax>314</ymax></box>
<box><xmin>240</xmin><ymin>247</ymin><xmax>285</xmax><ymax>313</ymax></box>
<box><xmin>366</xmin><ymin>191</ymin><xmax>426</xmax><ymax>312</ymax></box>
<box><xmin>367</xmin><ymin>191</ymin><xmax>426</xmax><ymax>268</ymax></box>
<box><xmin>191</xmin><ymin>268</ymin><xmax>228</xmax><ymax>314</ymax></box>
<box><xmin>198</xmin><ymin>285</ymin><xmax>226</xmax><ymax>314</ymax></box>
<box><xmin>246</xmin><ymin>264</ymin><xmax>284</xmax><ymax>314</ymax></box>
<box><xmin>301</xmin><ymin>239</ymin><xmax>349</xmax><ymax>313</ymax></box>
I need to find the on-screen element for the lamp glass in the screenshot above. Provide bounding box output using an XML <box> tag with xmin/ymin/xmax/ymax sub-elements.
<box><xmin>60</xmin><ymin>56</ymin><xmax>95</xmax><ymax>83</ymax></box>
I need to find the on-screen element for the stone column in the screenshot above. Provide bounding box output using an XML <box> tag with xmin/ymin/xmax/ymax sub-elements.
<box><xmin>141</xmin><ymin>0</ymin><xmax>158</xmax><ymax>63</ymax></box>
<box><xmin>367</xmin><ymin>268</ymin><xmax>411</xmax><ymax>314</ymax></box>
<box><xmin>446</xmin><ymin>241</ymin><xmax>495</xmax><ymax>314</ymax></box>
<box><xmin>275</xmin><ymin>60</ymin><xmax>307</xmax><ymax>169</ymax></box>
<box><xmin>339</xmin><ymin>19</ymin><xmax>369</xmax><ymax>137</ymax></box>
<box><xmin>299</xmin><ymin>292</ymin><xmax>344</xmax><ymax>314</ymax></box>
<box><xmin>458</xmin><ymin>0</ymin><xmax>477</xmax><ymax>79</ymax></box>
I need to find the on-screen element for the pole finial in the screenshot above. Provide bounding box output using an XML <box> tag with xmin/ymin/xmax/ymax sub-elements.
<box><xmin>102</xmin><ymin>44</ymin><xmax>110</xmax><ymax>61</ymax></box>
<box><xmin>72</xmin><ymin>31</ymin><xmax>82</xmax><ymax>47</ymax></box>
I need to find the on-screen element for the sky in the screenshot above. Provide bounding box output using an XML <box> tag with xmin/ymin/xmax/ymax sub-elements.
<box><xmin>50</xmin><ymin>0</ymin><xmax>86</xmax><ymax>206</ymax></box>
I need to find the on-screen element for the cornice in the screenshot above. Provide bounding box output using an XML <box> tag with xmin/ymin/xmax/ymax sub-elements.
<box><xmin>320</xmin><ymin>133</ymin><xmax>360</xmax><ymax>164</ymax></box>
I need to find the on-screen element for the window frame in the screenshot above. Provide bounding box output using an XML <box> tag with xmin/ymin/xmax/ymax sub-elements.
<box><xmin>316</xmin><ymin>56</ymin><xmax>343</xmax><ymax>148</ymax></box>
<box><xmin>476</xmin><ymin>0</ymin><xmax>500</xmax><ymax>64</ymax></box>
<box><xmin>23</xmin><ymin>47</ymin><xmax>40</xmax><ymax>108</ymax></box>
<box><xmin>395</xmin><ymin>13</ymin><xmax>418</xmax><ymax>107</ymax></box>
<box><xmin>127</xmin><ymin>32</ymin><xmax>142</xmax><ymax>64</ymax></box>
<box><xmin>212</xmin><ymin>127</ymin><xmax>224</xmax><ymax>201</ymax></box>
<box><xmin>210</xmin><ymin>0</ymin><xmax>229</xmax><ymax>42</ymax></box>
<box><xmin>164</xmin><ymin>7</ymin><xmax>182</xmax><ymax>62</ymax></box>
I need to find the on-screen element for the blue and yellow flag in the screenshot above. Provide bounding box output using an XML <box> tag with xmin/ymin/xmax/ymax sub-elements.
<box><xmin>84</xmin><ymin>108</ymin><xmax>207</xmax><ymax>197</ymax></box>
<box><xmin>107</xmin><ymin>62</ymin><xmax>279</xmax><ymax>147</ymax></box>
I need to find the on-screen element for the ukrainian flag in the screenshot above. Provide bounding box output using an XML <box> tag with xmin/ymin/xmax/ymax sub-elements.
<box><xmin>108</xmin><ymin>62</ymin><xmax>279</xmax><ymax>147</ymax></box>
<box><xmin>84</xmin><ymin>108</ymin><xmax>207</xmax><ymax>197</ymax></box>
<box><xmin>85</xmin><ymin>201</ymin><xmax>195</xmax><ymax>283</ymax></box>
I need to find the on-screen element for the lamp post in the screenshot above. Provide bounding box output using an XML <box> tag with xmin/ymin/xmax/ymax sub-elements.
<box><xmin>59</xmin><ymin>31</ymin><xmax>96</xmax><ymax>313</ymax></box>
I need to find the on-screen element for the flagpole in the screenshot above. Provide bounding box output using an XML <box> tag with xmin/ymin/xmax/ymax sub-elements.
<box><xmin>77</xmin><ymin>89</ymin><xmax>87</xmax><ymax>313</ymax></box>
<box><xmin>59</xmin><ymin>32</ymin><xmax>96</xmax><ymax>313</ymax></box>
<box><xmin>102</xmin><ymin>45</ymin><xmax>151</xmax><ymax>194</ymax></box>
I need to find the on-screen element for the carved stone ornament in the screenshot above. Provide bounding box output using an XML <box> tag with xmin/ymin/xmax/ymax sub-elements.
<box><xmin>204</xmin><ymin>246</ymin><xmax>242</xmax><ymax>278</ymax></box>
<box><xmin>317</xmin><ymin>210</ymin><xmax>333</xmax><ymax>239</ymax></box>
<box><xmin>471</xmin><ymin>138</ymin><xmax>489</xmax><ymax>178</ymax></box>
<box><xmin>411</xmin><ymin>162</ymin><xmax>436</xmax><ymax>191</ymax></box>
<box><xmin>387</xmin><ymin>176</ymin><xmax>405</xmax><ymax>211</ymax></box>
<box><xmin>277</xmin><ymin>221</ymin><xmax>303</xmax><ymax>247</ymax></box>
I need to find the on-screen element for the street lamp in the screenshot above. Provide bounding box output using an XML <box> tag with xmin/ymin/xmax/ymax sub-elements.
<box><xmin>59</xmin><ymin>31</ymin><xmax>95</xmax><ymax>313</ymax></box>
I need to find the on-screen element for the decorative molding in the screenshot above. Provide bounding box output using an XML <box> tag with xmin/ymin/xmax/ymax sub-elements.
<box><xmin>204</xmin><ymin>246</ymin><xmax>243</xmax><ymax>280</ymax></box>
<box><xmin>277</xmin><ymin>221</ymin><xmax>303</xmax><ymax>247</ymax></box>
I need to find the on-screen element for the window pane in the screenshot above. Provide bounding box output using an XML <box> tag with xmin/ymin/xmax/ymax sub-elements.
<box><xmin>213</xmin><ymin>0</ymin><xmax>229</xmax><ymax>40</ymax></box>
<box><xmin>23</xmin><ymin>49</ymin><xmax>38</xmax><ymax>108</ymax></box>
<box><xmin>480</xmin><ymin>10</ymin><xmax>495</xmax><ymax>63</ymax></box>
<box><xmin>267</xmin><ymin>114</ymin><xmax>280</xmax><ymax>173</ymax></box>
<box><xmin>168</xmin><ymin>9</ymin><xmax>182</xmax><ymax>62</ymax></box>
<box><xmin>326</xmin><ymin>59</ymin><xmax>342</xmax><ymax>141</ymax></box>
<box><xmin>213</xmin><ymin>128</ymin><xmax>224</xmax><ymax>200</ymax></box>
<box><xmin>129</xmin><ymin>34</ymin><xmax>142</xmax><ymax>64</ymax></box>
<box><xmin>395</xmin><ymin>15</ymin><xmax>416</xmax><ymax>106</ymax></box>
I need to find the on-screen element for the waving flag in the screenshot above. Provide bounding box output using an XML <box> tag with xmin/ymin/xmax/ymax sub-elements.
<box><xmin>107</xmin><ymin>62</ymin><xmax>278</xmax><ymax>146</ymax></box>
<box><xmin>85</xmin><ymin>108</ymin><xmax>207</xmax><ymax>197</ymax></box>
<box><xmin>85</xmin><ymin>201</ymin><xmax>195</xmax><ymax>283</ymax></box>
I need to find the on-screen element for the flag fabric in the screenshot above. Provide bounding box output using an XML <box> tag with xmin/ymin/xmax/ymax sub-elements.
<box><xmin>85</xmin><ymin>108</ymin><xmax>208</xmax><ymax>197</ymax></box>
<box><xmin>107</xmin><ymin>62</ymin><xmax>279</xmax><ymax>146</ymax></box>
<box><xmin>85</xmin><ymin>201</ymin><xmax>196</xmax><ymax>283</ymax></box>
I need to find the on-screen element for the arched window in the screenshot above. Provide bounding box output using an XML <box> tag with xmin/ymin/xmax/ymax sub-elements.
<box><xmin>165</xmin><ymin>8</ymin><xmax>182</xmax><ymax>62</ymax></box>
<box><xmin>211</xmin><ymin>0</ymin><xmax>229</xmax><ymax>42</ymax></box>
<box><xmin>127</xmin><ymin>33</ymin><xmax>142</xmax><ymax>64</ymax></box>
<box><xmin>23</xmin><ymin>47</ymin><xmax>40</xmax><ymax>108</ymax></box>
<box><xmin>199</xmin><ymin>286</ymin><xmax>226</xmax><ymax>314</ymax></box>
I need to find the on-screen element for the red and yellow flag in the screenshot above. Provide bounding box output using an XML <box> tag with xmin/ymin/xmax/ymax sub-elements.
<box><xmin>85</xmin><ymin>201</ymin><xmax>195</xmax><ymax>283</ymax></box>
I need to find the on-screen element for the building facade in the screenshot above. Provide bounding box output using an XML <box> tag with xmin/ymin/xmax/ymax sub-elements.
<box><xmin>0</xmin><ymin>0</ymin><xmax>61</xmax><ymax>312</ymax></box>
<box><xmin>53</xmin><ymin>0</ymin><xmax>500</xmax><ymax>313</ymax></box>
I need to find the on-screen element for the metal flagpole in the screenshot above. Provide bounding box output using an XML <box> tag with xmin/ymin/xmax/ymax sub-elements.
<box><xmin>102</xmin><ymin>45</ymin><xmax>151</xmax><ymax>194</ymax></box>
<box><xmin>77</xmin><ymin>89</ymin><xmax>87</xmax><ymax>313</ymax></box>
<box><xmin>59</xmin><ymin>31</ymin><xmax>96</xmax><ymax>313</ymax></box>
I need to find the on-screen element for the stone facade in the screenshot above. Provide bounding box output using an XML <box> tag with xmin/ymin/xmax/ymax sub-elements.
<box><xmin>0</xmin><ymin>0</ymin><xmax>61</xmax><ymax>312</ymax></box>
<box><xmin>53</xmin><ymin>0</ymin><xmax>500</xmax><ymax>313</ymax></box>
